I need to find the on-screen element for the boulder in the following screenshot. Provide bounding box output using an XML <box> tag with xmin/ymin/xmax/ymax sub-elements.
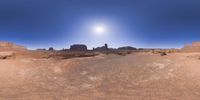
<box><xmin>0</xmin><ymin>52</ymin><xmax>15</xmax><ymax>59</ymax></box>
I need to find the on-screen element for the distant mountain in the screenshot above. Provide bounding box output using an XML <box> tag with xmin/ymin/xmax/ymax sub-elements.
<box><xmin>118</xmin><ymin>46</ymin><xmax>137</xmax><ymax>50</ymax></box>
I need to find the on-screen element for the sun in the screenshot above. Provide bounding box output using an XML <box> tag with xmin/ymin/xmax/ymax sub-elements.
<box><xmin>93</xmin><ymin>25</ymin><xmax>106</xmax><ymax>35</ymax></box>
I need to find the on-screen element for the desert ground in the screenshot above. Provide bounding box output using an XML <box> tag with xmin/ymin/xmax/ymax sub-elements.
<box><xmin>1</xmin><ymin>50</ymin><xmax>200</xmax><ymax>100</ymax></box>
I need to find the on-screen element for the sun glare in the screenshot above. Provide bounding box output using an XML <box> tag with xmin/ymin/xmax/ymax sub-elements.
<box><xmin>93</xmin><ymin>25</ymin><xmax>106</xmax><ymax>35</ymax></box>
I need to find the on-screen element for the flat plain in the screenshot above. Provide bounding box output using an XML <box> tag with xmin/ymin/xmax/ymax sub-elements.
<box><xmin>0</xmin><ymin>50</ymin><xmax>200</xmax><ymax>100</ymax></box>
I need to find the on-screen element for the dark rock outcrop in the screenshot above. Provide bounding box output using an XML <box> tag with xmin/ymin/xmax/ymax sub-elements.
<box><xmin>49</xmin><ymin>47</ymin><xmax>54</xmax><ymax>51</ymax></box>
<box><xmin>93</xmin><ymin>44</ymin><xmax>108</xmax><ymax>51</ymax></box>
<box><xmin>70</xmin><ymin>44</ymin><xmax>87</xmax><ymax>51</ymax></box>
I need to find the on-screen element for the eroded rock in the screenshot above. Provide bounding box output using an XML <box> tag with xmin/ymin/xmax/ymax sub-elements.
<box><xmin>0</xmin><ymin>52</ymin><xmax>15</xmax><ymax>59</ymax></box>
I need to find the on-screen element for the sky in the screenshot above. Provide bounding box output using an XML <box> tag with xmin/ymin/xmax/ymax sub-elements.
<box><xmin>0</xmin><ymin>0</ymin><xmax>200</xmax><ymax>49</ymax></box>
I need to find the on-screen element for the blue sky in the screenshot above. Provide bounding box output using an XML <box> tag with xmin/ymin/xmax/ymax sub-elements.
<box><xmin>0</xmin><ymin>0</ymin><xmax>200</xmax><ymax>49</ymax></box>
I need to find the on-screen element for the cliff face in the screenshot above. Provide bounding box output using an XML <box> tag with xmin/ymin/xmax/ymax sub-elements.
<box><xmin>0</xmin><ymin>42</ymin><xmax>26</xmax><ymax>51</ymax></box>
<box><xmin>182</xmin><ymin>42</ymin><xmax>200</xmax><ymax>52</ymax></box>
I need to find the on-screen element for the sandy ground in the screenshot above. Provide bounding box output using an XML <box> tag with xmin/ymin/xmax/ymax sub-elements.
<box><xmin>0</xmin><ymin>52</ymin><xmax>200</xmax><ymax>100</ymax></box>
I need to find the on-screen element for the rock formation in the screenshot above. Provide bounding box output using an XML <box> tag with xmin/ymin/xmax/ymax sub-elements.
<box><xmin>70</xmin><ymin>44</ymin><xmax>87</xmax><ymax>51</ymax></box>
<box><xmin>0</xmin><ymin>51</ymin><xmax>15</xmax><ymax>59</ymax></box>
<box><xmin>49</xmin><ymin>47</ymin><xmax>54</xmax><ymax>51</ymax></box>
<box><xmin>36</xmin><ymin>48</ymin><xmax>46</xmax><ymax>51</ymax></box>
<box><xmin>93</xmin><ymin>44</ymin><xmax>109</xmax><ymax>51</ymax></box>
<box><xmin>0</xmin><ymin>41</ymin><xmax>26</xmax><ymax>51</ymax></box>
<box><xmin>182</xmin><ymin>42</ymin><xmax>200</xmax><ymax>52</ymax></box>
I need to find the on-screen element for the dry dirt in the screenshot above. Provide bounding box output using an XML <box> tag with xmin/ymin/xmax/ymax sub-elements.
<box><xmin>0</xmin><ymin>52</ymin><xmax>200</xmax><ymax>100</ymax></box>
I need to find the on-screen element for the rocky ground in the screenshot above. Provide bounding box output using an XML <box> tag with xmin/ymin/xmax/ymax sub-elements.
<box><xmin>0</xmin><ymin>51</ymin><xmax>200</xmax><ymax>100</ymax></box>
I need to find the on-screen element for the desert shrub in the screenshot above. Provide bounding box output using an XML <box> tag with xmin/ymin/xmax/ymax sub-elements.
<box><xmin>127</xmin><ymin>51</ymin><xmax>132</xmax><ymax>54</ymax></box>
<box><xmin>115</xmin><ymin>51</ymin><xmax>127</xmax><ymax>56</ymax></box>
<box><xmin>160</xmin><ymin>52</ymin><xmax>167</xmax><ymax>56</ymax></box>
<box><xmin>152</xmin><ymin>50</ymin><xmax>159</xmax><ymax>54</ymax></box>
